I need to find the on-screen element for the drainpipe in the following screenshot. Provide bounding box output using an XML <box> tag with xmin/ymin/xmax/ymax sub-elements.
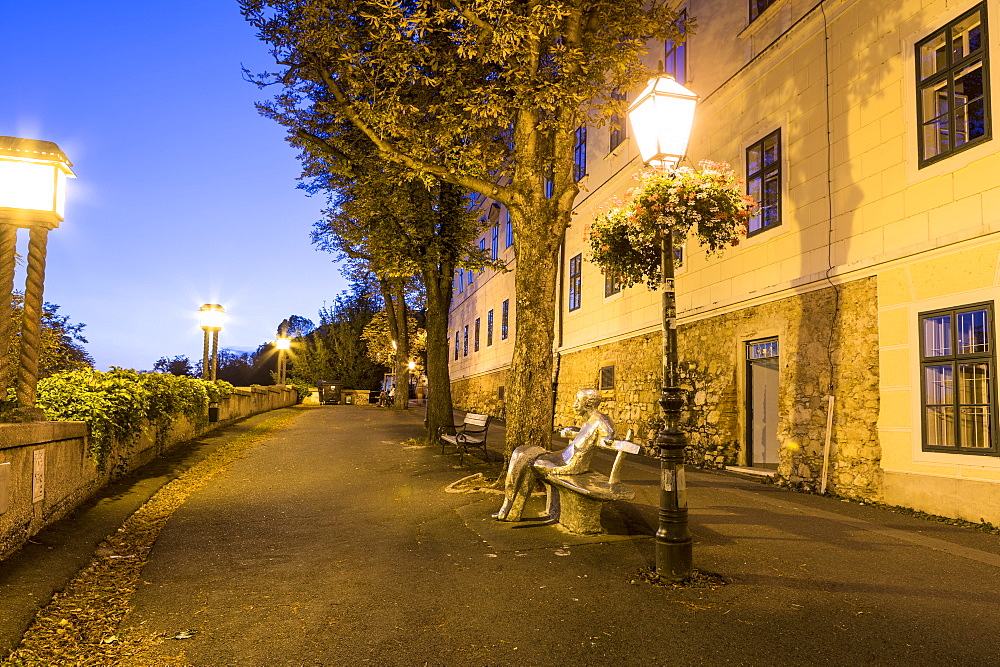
<box><xmin>552</xmin><ymin>231</ymin><xmax>567</xmax><ymax>429</ymax></box>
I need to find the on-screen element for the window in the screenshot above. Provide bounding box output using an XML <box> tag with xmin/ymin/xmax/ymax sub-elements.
<box><xmin>487</xmin><ymin>309</ymin><xmax>494</xmax><ymax>346</ymax></box>
<box><xmin>573</xmin><ymin>126</ymin><xmax>587</xmax><ymax>181</ymax></box>
<box><xmin>747</xmin><ymin>338</ymin><xmax>779</xmax><ymax>360</ymax></box>
<box><xmin>750</xmin><ymin>0</ymin><xmax>778</xmax><ymax>22</ymax></box>
<box><xmin>664</xmin><ymin>10</ymin><xmax>688</xmax><ymax>83</ymax></box>
<box><xmin>747</xmin><ymin>130</ymin><xmax>781</xmax><ymax>235</ymax></box>
<box><xmin>920</xmin><ymin>302</ymin><xmax>997</xmax><ymax>454</ymax></box>
<box><xmin>609</xmin><ymin>90</ymin><xmax>627</xmax><ymax>153</ymax></box>
<box><xmin>467</xmin><ymin>265</ymin><xmax>474</xmax><ymax>285</ymax></box>
<box><xmin>605</xmin><ymin>270</ymin><xmax>621</xmax><ymax>297</ymax></box>
<box><xmin>454</xmin><ymin>331</ymin><xmax>459</xmax><ymax>360</ymax></box>
<box><xmin>478</xmin><ymin>239</ymin><xmax>486</xmax><ymax>275</ymax></box>
<box><xmin>599</xmin><ymin>365</ymin><xmax>615</xmax><ymax>391</ymax></box>
<box><xmin>491</xmin><ymin>224</ymin><xmax>499</xmax><ymax>260</ymax></box>
<box><xmin>501</xmin><ymin>299</ymin><xmax>510</xmax><ymax>340</ymax></box>
<box><xmin>916</xmin><ymin>5</ymin><xmax>990</xmax><ymax>166</ymax></box>
<box><xmin>463</xmin><ymin>325</ymin><xmax>469</xmax><ymax>356</ymax></box>
<box><xmin>505</xmin><ymin>210</ymin><xmax>514</xmax><ymax>248</ymax></box>
<box><xmin>457</xmin><ymin>268</ymin><xmax>464</xmax><ymax>293</ymax></box>
<box><xmin>568</xmin><ymin>254</ymin><xmax>582</xmax><ymax>311</ymax></box>
<box><xmin>474</xmin><ymin>318</ymin><xmax>481</xmax><ymax>352</ymax></box>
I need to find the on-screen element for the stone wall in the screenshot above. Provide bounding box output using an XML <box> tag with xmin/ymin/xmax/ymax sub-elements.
<box><xmin>0</xmin><ymin>385</ymin><xmax>298</xmax><ymax>561</ymax></box>
<box><xmin>553</xmin><ymin>278</ymin><xmax>882</xmax><ymax>501</ymax></box>
<box><xmin>450</xmin><ymin>368</ymin><xmax>510</xmax><ymax>421</ymax></box>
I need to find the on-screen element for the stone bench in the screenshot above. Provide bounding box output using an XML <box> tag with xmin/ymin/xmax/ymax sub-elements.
<box><xmin>541</xmin><ymin>439</ymin><xmax>640</xmax><ymax>534</ymax></box>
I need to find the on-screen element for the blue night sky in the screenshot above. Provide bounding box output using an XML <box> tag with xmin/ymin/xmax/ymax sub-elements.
<box><xmin>2</xmin><ymin>1</ymin><xmax>348</xmax><ymax>371</ymax></box>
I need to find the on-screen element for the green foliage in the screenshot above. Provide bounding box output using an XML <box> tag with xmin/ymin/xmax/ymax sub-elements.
<box><xmin>35</xmin><ymin>368</ymin><xmax>234</xmax><ymax>466</ymax></box>
<box><xmin>1</xmin><ymin>293</ymin><xmax>94</xmax><ymax>392</ymax></box>
<box><xmin>588</xmin><ymin>162</ymin><xmax>756</xmax><ymax>288</ymax></box>
<box><xmin>287</xmin><ymin>284</ymin><xmax>388</xmax><ymax>390</ymax></box>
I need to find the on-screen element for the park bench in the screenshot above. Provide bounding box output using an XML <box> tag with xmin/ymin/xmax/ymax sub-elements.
<box><xmin>542</xmin><ymin>438</ymin><xmax>641</xmax><ymax>534</ymax></box>
<box><xmin>438</xmin><ymin>413</ymin><xmax>492</xmax><ymax>463</ymax></box>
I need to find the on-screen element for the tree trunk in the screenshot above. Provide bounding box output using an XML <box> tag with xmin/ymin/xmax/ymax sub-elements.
<box><xmin>380</xmin><ymin>278</ymin><xmax>411</xmax><ymax>410</ymax></box>
<box><xmin>423</xmin><ymin>266</ymin><xmax>454</xmax><ymax>442</ymax></box>
<box><xmin>502</xmin><ymin>198</ymin><xmax>569</xmax><ymax>457</ymax></box>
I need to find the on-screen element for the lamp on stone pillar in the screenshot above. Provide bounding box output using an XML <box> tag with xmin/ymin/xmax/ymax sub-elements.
<box><xmin>627</xmin><ymin>73</ymin><xmax>699</xmax><ymax>582</ymax></box>
<box><xmin>198</xmin><ymin>304</ymin><xmax>225</xmax><ymax>381</ymax></box>
<box><xmin>275</xmin><ymin>335</ymin><xmax>291</xmax><ymax>385</ymax></box>
<box><xmin>0</xmin><ymin>136</ymin><xmax>75</xmax><ymax>415</ymax></box>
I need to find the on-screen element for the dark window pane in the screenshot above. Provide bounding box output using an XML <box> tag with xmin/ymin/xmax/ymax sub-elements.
<box><xmin>925</xmin><ymin>364</ymin><xmax>954</xmax><ymax>404</ymax></box>
<box><xmin>958</xmin><ymin>362</ymin><xmax>990</xmax><ymax>404</ymax></box>
<box><xmin>763</xmin><ymin>134</ymin><xmax>779</xmax><ymax>165</ymax></box>
<box><xmin>961</xmin><ymin>406</ymin><xmax>991</xmax><ymax>448</ymax></box>
<box><xmin>924</xmin><ymin>315</ymin><xmax>952</xmax><ymax>357</ymax></box>
<box><xmin>953</xmin><ymin>11</ymin><xmax>982</xmax><ymax>60</ymax></box>
<box><xmin>958</xmin><ymin>309</ymin><xmax>990</xmax><ymax>354</ymax></box>
<box><xmin>920</xmin><ymin>31</ymin><xmax>948</xmax><ymax>79</ymax></box>
<box><xmin>925</xmin><ymin>405</ymin><xmax>955</xmax><ymax>447</ymax></box>
<box><xmin>747</xmin><ymin>145</ymin><xmax>762</xmax><ymax>174</ymax></box>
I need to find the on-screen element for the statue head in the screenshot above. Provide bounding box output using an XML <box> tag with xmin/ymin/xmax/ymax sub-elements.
<box><xmin>573</xmin><ymin>387</ymin><xmax>602</xmax><ymax>414</ymax></box>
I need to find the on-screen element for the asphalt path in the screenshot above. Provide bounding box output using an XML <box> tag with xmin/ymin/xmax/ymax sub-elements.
<box><xmin>112</xmin><ymin>404</ymin><xmax>1000</xmax><ymax>666</ymax></box>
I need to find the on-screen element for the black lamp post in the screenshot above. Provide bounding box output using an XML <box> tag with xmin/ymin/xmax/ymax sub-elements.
<box><xmin>626</xmin><ymin>73</ymin><xmax>699</xmax><ymax>582</ymax></box>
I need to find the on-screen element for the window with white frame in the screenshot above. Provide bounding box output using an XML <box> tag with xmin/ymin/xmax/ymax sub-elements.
<box><xmin>920</xmin><ymin>302</ymin><xmax>997</xmax><ymax>454</ymax></box>
<box><xmin>487</xmin><ymin>309</ymin><xmax>494</xmax><ymax>346</ymax></box>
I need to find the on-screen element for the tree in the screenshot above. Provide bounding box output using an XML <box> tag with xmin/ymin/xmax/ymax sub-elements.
<box><xmin>2</xmin><ymin>293</ymin><xmax>93</xmax><ymax>394</ymax></box>
<box><xmin>311</xmin><ymin>164</ymin><xmax>492</xmax><ymax>431</ymax></box>
<box><xmin>152</xmin><ymin>355</ymin><xmax>194</xmax><ymax>376</ymax></box>
<box><xmin>243</xmin><ymin>0</ymin><xmax>689</xmax><ymax>455</ymax></box>
<box><xmin>287</xmin><ymin>284</ymin><xmax>387</xmax><ymax>390</ymax></box>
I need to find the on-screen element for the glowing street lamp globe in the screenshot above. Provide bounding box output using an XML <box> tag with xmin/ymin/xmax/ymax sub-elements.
<box><xmin>275</xmin><ymin>337</ymin><xmax>291</xmax><ymax>351</ymax></box>
<box><xmin>0</xmin><ymin>137</ymin><xmax>75</xmax><ymax>228</ymax></box>
<box><xmin>198</xmin><ymin>304</ymin><xmax>225</xmax><ymax>332</ymax></box>
<box><xmin>627</xmin><ymin>74</ymin><xmax>699</xmax><ymax>168</ymax></box>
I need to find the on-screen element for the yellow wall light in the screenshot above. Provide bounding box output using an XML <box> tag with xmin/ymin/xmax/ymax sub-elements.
<box><xmin>0</xmin><ymin>136</ymin><xmax>75</xmax><ymax>228</ymax></box>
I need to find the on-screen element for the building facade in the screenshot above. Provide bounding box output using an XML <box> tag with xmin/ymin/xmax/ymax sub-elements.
<box><xmin>448</xmin><ymin>0</ymin><xmax>1000</xmax><ymax>525</ymax></box>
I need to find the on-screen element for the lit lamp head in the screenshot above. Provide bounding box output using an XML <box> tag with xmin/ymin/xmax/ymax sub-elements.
<box><xmin>0</xmin><ymin>136</ymin><xmax>75</xmax><ymax>229</ymax></box>
<box><xmin>407</xmin><ymin>361</ymin><xmax>416</xmax><ymax>371</ymax></box>
<box><xmin>198</xmin><ymin>304</ymin><xmax>225</xmax><ymax>332</ymax></box>
<box><xmin>275</xmin><ymin>336</ymin><xmax>291</xmax><ymax>351</ymax></box>
<box><xmin>626</xmin><ymin>74</ymin><xmax>699</xmax><ymax>168</ymax></box>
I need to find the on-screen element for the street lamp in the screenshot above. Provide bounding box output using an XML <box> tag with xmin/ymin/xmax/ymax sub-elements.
<box><xmin>275</xmin><ymin>335</ymin><xmax>291</xmax><ymax>385</ymax></box>
<box><xmin>198</xmin><ymin>304</ymin><xmax>225</xmax><ymax>381</ymax></box>
<box><xmin>0</xmin><ymin>136</ymin><xmax>75</xmax><ymax>412</ymax></box>
<box><xmin>627</xmin><ymin>73</ymin><xmax>699</xmax><ymax>582</ymax></box>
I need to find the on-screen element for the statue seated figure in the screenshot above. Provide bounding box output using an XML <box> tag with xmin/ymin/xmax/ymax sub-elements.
<box><xmin>493</xmin><ymin>387</ymin><xmax>617</xmax><ymax>522</ymax></box>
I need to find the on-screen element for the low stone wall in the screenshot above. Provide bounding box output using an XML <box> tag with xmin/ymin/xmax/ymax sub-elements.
<box><xmin>0</xmin><ymin>385</ymin><xmax>297</xmax><ymax>561</ymax></box>
<box><xmin>552</xmin><ymin>279</ymin><xmax>882</xmax><ymax>501</ymax></box>
<box><xmin>451</xmin><ymin>368</ymin><xmax>510</xmax><ymax>421</ymax></box>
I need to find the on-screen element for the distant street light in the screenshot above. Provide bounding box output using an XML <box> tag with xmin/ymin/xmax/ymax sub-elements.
<box><xmin>0</xmin><ymin>136</ymin><xmax>75</xmax><ymax>412</ymax></box>
<box><xmin>627</xmin><ymin>73</ymin><xmax>699</xmax><ymax>582</ymax></box>
<box><xmin>198</xmin><ymin>304</ymin><xmax>225</xmax><ymax>381</ymax></box>
<box><xmin>275</xmin><ymin>335</ymin><xmax>291</xmax><ymax>385</ymax></box>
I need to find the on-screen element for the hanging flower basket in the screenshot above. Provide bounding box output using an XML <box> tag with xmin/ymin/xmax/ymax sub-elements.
<box><xmin>588</xmin><ymin>161</ymin><xmax>756</xmax><ymax>288</ymax></box>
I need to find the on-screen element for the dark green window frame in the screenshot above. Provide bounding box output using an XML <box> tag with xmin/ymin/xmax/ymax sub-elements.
<box><xmin>916</xmin><ymin>4</ymin><xmax>991</xmax><ymax>167</ymax></box>
<box><xmin>746</xmin><ymin>130</ymin><xmax>781</xmax><ymax>236</ymax></box>
<box><xmin>568</xmin><ymin>254</ymin><xmax>582</xmax><ymax>311</ymax></box>
<box><xmin>919</xmin><ymin>302</ymin><xmax>998</xmax><ymax>455</ymax></box>
<box><xmin>750</xmin><ymin>0</ymin><xmax>778</xmax><ymax>23</ymax></box>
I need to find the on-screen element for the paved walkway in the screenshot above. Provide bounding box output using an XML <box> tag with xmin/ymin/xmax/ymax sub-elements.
<box><xmin>6</xmin><ymin>404</ymin><xmax>1000</xmax><ymax>664</ymax></box>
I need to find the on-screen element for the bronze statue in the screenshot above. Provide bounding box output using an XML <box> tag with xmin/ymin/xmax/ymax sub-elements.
<box><xmin>493</xmin><ymin>387</ymin><xmax>615</xmax><ymax>522</ymax></box>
